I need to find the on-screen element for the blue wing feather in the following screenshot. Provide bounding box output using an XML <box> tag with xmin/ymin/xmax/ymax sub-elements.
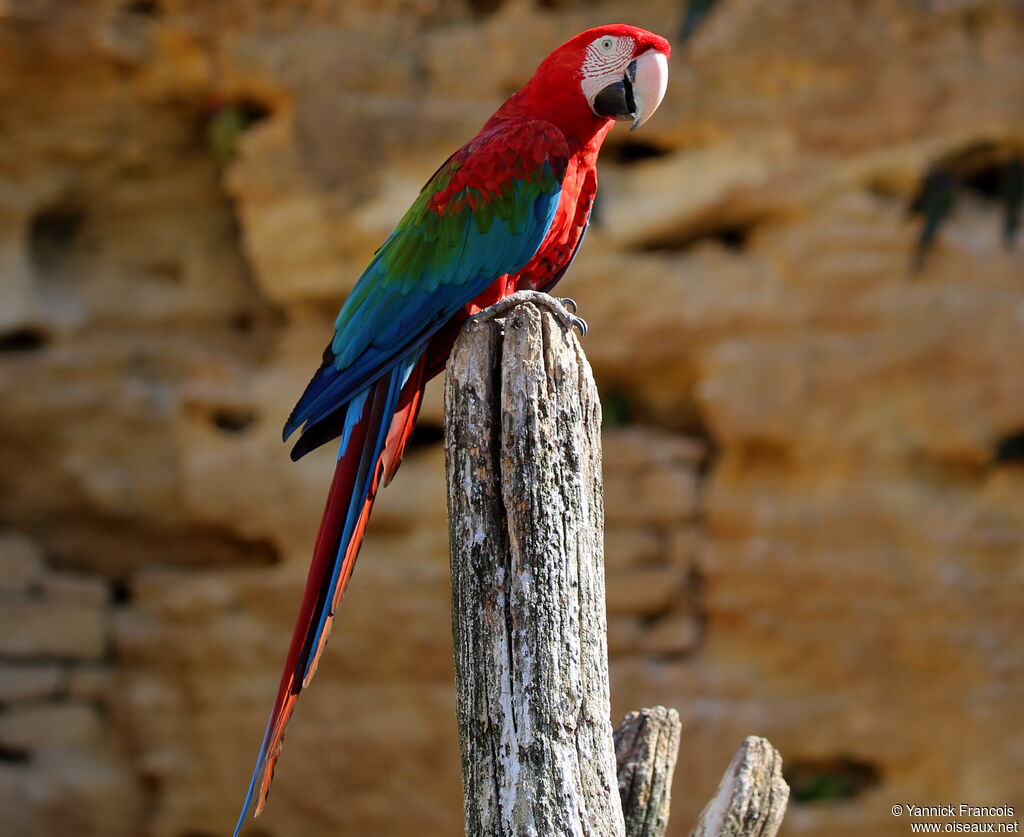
<box><xmin>284</xmin><ymin>160</ymin><xmax>564</xmax><ymax>448</ymax></box>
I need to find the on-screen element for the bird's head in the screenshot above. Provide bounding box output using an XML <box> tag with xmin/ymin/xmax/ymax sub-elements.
<box><xmin>575</xmin><ymin>25</ymin><xmax>671</xmax><ymax>131</ymax></box>
<box><xmin>508</xmin><ymin>25</ymin><xmax>671</xmax><ymax>140</ymax></box>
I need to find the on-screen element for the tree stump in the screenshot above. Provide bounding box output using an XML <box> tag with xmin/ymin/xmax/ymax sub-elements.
<box><xmin>689</xmin><ymin>737</ymin><xmax>789</xmax><ymax>837</ymax></box>
<box><xmin>614</xmin><ymin>707</ymin><xmax>682</xmax><ymax>837</ymax></box>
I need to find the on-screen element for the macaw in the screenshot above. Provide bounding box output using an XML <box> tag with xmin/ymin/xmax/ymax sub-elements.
<box><xmin>234</xmin><ymin>24</ymin><xmax>670</xmax><ymax>834</ymax></box>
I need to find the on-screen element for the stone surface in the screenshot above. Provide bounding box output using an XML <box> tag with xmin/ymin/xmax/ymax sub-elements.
<box><xmin>0</xmin><ymin>600</ymin><xmax>106</xmax><ymax>661</ymax></box>
<box><xmin>0</xmin><ymin>533</ymin><xmax>44</xmax><ymax>592</ymax></box>
<box><xmin>41</xmin><ymin>573</ymin><xmax>109</xmax><ymax>607</ymax></box>
<box><xmin>0</xmin><ymin>1</ymin><xmax>1022</xmax><ymax>837</ymax></box>
<box><xmin>0</xmin><ymin>665</ymin><xmax>64</xmax><ymax>704</ymax></box>
<box><xmin>0</xmin><ymin>703</ymin><xmax>103</xmax><ymax>752</ymax></box>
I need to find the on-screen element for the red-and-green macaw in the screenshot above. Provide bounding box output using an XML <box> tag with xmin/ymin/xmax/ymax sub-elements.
<box><xmin>234</xmin><ymin>24</ymin><xmax>670</xmax><ymax>834</ymax></box>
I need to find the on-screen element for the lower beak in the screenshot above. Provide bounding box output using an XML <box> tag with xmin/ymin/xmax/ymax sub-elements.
<box><xmin>628</xmin><ymin>49</ymin><xmax>669</xmax><ymax>131</ymax></box>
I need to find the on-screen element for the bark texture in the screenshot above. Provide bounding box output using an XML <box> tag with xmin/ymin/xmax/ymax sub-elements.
<box><xmin>614</xmin><ymin>707</ymin><xmax>683</xmax><ymax>837</ymax></box>
<box><xmin>444</xmin><ymin>301</ymin><xmax>622</xmax><ymax>837</ymax></box>
<box><xmin>689</xmin><ymin>736</ymin><xmax>789</xmax><ymax>837</ymax></box>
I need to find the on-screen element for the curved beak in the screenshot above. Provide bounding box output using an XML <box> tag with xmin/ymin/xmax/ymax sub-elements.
<box><xmin>628</xmin><ymin>49</ymin><xmax>669</xmax><ymax>131</ymax></box>
<box><xmin>591</xmin><ymin>48</ymin><xmax>670</xmax><ymax>131</ymax></box>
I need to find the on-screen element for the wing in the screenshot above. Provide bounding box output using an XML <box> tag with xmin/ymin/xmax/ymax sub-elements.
<box><xmin>284</xmin><ymin>119</ymin><xmax>570</xmax><ymax>459</ymax></box>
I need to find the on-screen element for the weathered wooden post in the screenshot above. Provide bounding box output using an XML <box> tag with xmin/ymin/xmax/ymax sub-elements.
<box><xmin>445</xmin><ymin>301</ymin><xmax>623</xmax><ymax>836</ymax></box>
<box><xmin>443</xmin><ymin>298</ymin><xmax>788</xmax><ymax>837</ymax></box>
<box><xmin>616</xmin><ymin>707</ymin><xmax>683</xmax><ymax>837</ymax></box>
<box><xmin>690</xmin><ymin>737</ymin><xmax>789</xmax><ymax>837</ymax></box>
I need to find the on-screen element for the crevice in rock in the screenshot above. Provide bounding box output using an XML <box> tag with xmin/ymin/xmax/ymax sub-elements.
<box><xmin>637</xmin><ymin>601</ymin><xmax>676</xmax><ymax>630</ymax></box>
<box><xmin>637</xmin><ymin>215</ymin><xmax>761</xmax><ymax>254</ymax></box>
<box><xmin>230</xmin><ymin>311</ymin><xmax>256</xmax><ymax>333</ymax></box>
<box><xmin>994</xmin><ymin>429</ymin><xmax>1024</xmax><ymax>466</ymax></box>
<box><xmin>204</xmin><ymin>96</ymin><xmax>273</xmax><ymax>165</ymax></box>
<box><xmin>600</xmin><ymin>387</ymin><xmax>633</xmax><ymax>428</ymax></box>
<box><xmin>960</xmin><ymin>6</ymin><xmax>986</xmax><ymax>43</ymax></box>
<box><xmin>32</xmin><ymin>516</ymin><xmax>283</xmax><ymax>576</ymax></box>
<box><xmin>28</xmin><ymin>204</ymin><xmax>86</xmax><ymax>275</ymax></box>
<box><xmin>0</xmin><ymin>744</ymin><xmax>31</xmax><ymax>764</ymax></box>
<box><xmin>123</xmin><ymin>0</ymin><xmax>162</xmax><ymax>16</ymax></box>
<box><xmin>465</xmin><ymin>0</ymin><xmax>503</xmax><ymax>18</ymax></box>
<box><xmin>209</xmin><ymin>406</ymin><xmax>258</xmax><ymax>435</ymax></box>
<box><xmin>683</xmin><ymin>406</ymin><xmax>720</xmax><ymax>487</ymax></box>
<box><xmin>111</xmin><ymin>578</ymin><xmax>133</xmax><ymax>606</ymax></box>
<box><xmin>0</xmin><ymin>327</ymin><xmax>49</xmax><ymax>353</ymax></box>
<box><xmin>785</xmin><ymin>756</ymin><xmax>881</xmax><ymax>803</ymax></box>
<box><xmin>605</xmin><ymin>140</ymin><xmax>673</xmax><ymax>165</ymax></box>
<box><xmin>908</xmin><ymin>140</ymin><xmax>1023</xmax><ymax>269</ymax></box>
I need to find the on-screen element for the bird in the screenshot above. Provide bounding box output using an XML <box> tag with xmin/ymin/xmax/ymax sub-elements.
<box><xmin>233</xmin><ymin>24</ymin><xmax>671</xmax><ymax>835</ymax></box>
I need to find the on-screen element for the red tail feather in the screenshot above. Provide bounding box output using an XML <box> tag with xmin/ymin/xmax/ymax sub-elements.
<box><xmin>252</xmin><ymin>358</ymin><xmax>429</xmax><ymax>815</ymax></box>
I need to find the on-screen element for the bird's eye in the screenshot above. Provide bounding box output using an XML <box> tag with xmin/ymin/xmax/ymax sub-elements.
<box><xmin>599</xmin><ymin>37</ymin><xmax>615</xmax><ymax>53</ymax></box>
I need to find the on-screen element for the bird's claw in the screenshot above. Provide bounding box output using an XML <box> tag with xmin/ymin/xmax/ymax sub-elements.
<box><xmin>468</xmin><ymin>290</ymin><xmax>588</xmax><ymax>337</ymax></box>
<box><xmin>566</xmin><ymin>312</ymin><xmax>588</xmax><ymax>337</ymax></box>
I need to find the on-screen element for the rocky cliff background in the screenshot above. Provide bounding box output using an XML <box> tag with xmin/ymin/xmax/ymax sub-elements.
<box><xmin>1</xmin><ymin>1</ymin><xmax>1022</xmax><ymax>835</ymax></box>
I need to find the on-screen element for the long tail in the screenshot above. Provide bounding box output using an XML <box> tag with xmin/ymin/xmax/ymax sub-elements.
<box><xmin>232</xmin><ymin>354</ymin><xmax>427</xmax><ymax>837</ymax></box>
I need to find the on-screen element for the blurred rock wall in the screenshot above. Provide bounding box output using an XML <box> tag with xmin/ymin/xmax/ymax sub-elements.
<box><xmin>0</xmin><ymin>1</ymin><xmax>1022</xmax><ymax>835</ymax></box>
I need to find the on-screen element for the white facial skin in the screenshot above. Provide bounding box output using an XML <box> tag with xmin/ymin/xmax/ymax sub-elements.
<box><xmin>580</xmin><ymin>34</ymin><xmax>635</xmax><ymax>109</ymax></box>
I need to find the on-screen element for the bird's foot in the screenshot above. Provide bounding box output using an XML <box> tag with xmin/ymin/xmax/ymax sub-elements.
<box><xmin>468</xmin><ymin>290</ymin><xmax>588</xmax><ymax>336</ymax></box>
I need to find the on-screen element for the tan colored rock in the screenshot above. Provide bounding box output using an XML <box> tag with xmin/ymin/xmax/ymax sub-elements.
<box><xmin>0</xmin><ymin>601</ymin><xmax>105</xmax><ymax>661</ymax></box>
<box><xmin>604</xmin><ymin>526</ymin><xmax>663</xmax><ymax>570</ymax></box>
<box><xmin>607</xmin><ymin>565</ymin><xmax>688</xmax><ymax>617</ymax></box>
<box><xmin>607</xmin><ymin>615</ymin><xmax>646</xmax><ymax>657</ymax></box>
<box><xmin>605</xmin><ymin>461</ymin><xmax>701</xmax><ymax>526</ymax></box>
<box><xmin>0</xmin><ymin>703</ymin><xmax>103</xmax><ymax>752</ymax></box>
<box><xmin>638</xmin><ymin>612</ymin><xmax>702</xmax><ymax>658</ymax></box>
<box><xmin>604</xmin><ymin>427</ymin><xmax>707</xmax><ymax>470</ymax></box>
<box><xmin>41</xmin><ymin>572</ymin><xmax>109</xmax><ymax>607</ymax></box>
<box><xmin>667</xmin><ymin>526</ymin><xmax>706</xmax><ymax>570</ymax></box>
<box><xmin>67</xmin><ymin>666</ymin><xmax>113</xmax><ymax>702</ymax></box>
<box><xmin>0</xmin><ymin>749</ymin><xmax>144</xmax><ymax>837</ymax></box>
<box><xmin>226</xmin><ymin>115</ymin><xmax>353</xmax><ymax>306</ymax></box>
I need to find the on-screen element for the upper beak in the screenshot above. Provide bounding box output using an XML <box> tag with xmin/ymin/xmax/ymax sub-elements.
<box><xmin>628</xmin><ymin>49</ymin><xmax>669</xmax><ymax>131</ymax></box>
